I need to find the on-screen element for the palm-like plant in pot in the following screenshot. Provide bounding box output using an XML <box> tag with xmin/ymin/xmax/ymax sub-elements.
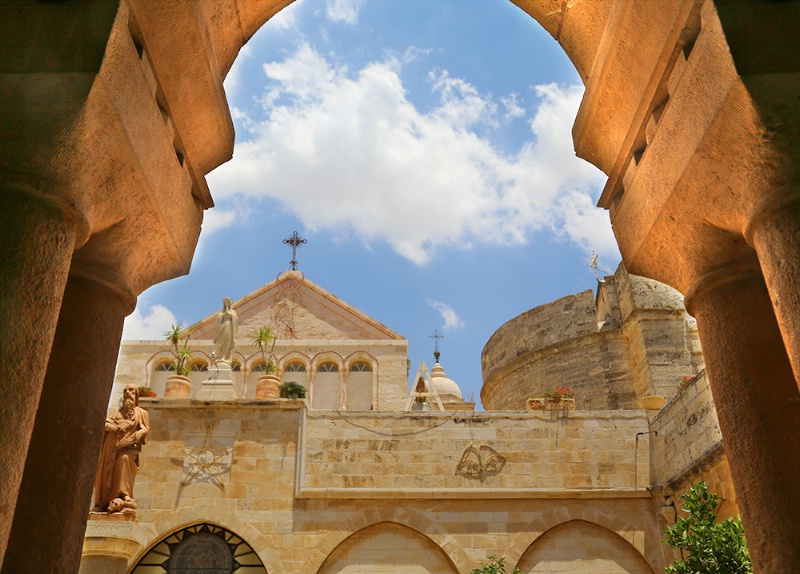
<box><xmin>163</xmin><ymin>323</ymin><xmax>194</xmax><ymax>398</ymax></box>
<box><xmin>252</xmin><ymin>326</ymin><xmax>280</xmax><ymax>398</ymax></box>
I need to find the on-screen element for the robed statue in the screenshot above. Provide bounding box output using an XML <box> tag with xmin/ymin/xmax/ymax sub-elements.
<box><xmin>214</xmin><ymin>296</ymin><xmax>238</xmax><ymax>363</ymax></box>
<box><xmin>92</xmin><ymin>384</ymin><xmax>150</xmax><ymax>514</ymax></box>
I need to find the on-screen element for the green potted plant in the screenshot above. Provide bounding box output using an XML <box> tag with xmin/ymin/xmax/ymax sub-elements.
<box><xmin>137</xmin><ymin>385</ymin><xmax>157</xmax><ymax>399</ymax></box>
<box><xmin>252</xmin><ymin>326</ymin><xmax>281</xmax><ymax>398</ymax></box>
<box><xmin>163</xmin><ymin>323</ymin><xmax>193</xmax><ymax>398</ymax></box>
<box><xmin>278</xmin><ymin>381</ymin><xmax>307</xmax><ymax>400</ymax></box>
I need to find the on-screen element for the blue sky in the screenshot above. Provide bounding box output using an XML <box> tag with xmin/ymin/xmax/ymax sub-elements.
<box><xmin>122</xmin><ymin>0</ymin><xmax>620</xmax><ymax>407</ymax></box>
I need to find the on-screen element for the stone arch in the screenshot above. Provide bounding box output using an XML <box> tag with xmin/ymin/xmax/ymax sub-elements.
<box><xmin>315</xmin><ymin>521</ymin><xmax>459</xmax><ymax>574</ymax></box>
<box><xmin>310</xmin><ymin>352</ymin><xmax>345</xmax><ymax>409</ymax></box>
<box><xmin>504</xmin><ymin>503</ymin><xmax>659</xmax><ymax>572</ymax></box>
<box><xmin>514</xmin><ymin>519</ymin><xmax>655</xmax><ymax>574</ymax></box>
<box><xmin>214</xmin><ymin>1</ymin><xmax>604</xmax><ymax>92</ymax></box>
<box><xmin>303</xmin><ymin>508</ymin><xmax>470</xmax><ymax>574</ymax></box>
<box><xmin>344</xmin><ymin>352</ymin><xmax>378</xmax><ymax>410</ymax></box>
<box><xmin>134</xmin><ymin>505</ymin><xmax>283</xmax><ymax>574</ymax></box>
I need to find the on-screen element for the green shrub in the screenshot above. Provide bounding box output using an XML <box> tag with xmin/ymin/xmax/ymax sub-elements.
<box><xmin>278</xmin><ymin>381</ymin><xmax>307</xmax><ymax>399</ymax></box>
<box><xmin>663</xmin><ymin>482</ymin><xmax>752</xmax><ymax>574</ymax></box>
<box><xmin>470</xmin><ymin>555</ymin><xmax>521</xmax><ymax>574</ymax></box>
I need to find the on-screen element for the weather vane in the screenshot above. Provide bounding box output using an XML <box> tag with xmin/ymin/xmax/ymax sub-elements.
<box><xmin>283</xmin><ymin>231</ymin><xmax>307</xmax><ymax>271</ymax></box>
<box><xmin>429</xmin><ymin>329</ymin><xmax>444</xmax><ymax>362</ymax></box>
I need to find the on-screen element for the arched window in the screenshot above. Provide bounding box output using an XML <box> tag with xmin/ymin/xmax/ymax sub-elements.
<box><xmin>317</xmin><ymin>362</ymin><xmax>339</xmax><ymax>373</ymax></box>
<box><xmin>285</xmin><ymin>361</ymin><xmax>307</xmax><ymax>372</ymax></box>
<box><xmin>131</xmin><ymin>523</ymin><xmax>267</xmax><ymax>573</ymax></box>
<box><xmin>349</xmin><ymin>360</ymin><xmax>372</xmax><ymax>372</ymax></box>
<box><xmin>155</xmin><ymin>360</ymin><xmax>175</xmax><ymax>371</ymax></box>
<box><xmin>189</xmin><ymin>359</ymin><xmax>208</xmax><ymax>372</ymax></box>
<box><xmin>251</xmin><ymin>359</ymin><xmax>267</xmax><ymax>372</ymax></box>
<box><xmin>231</xmin><ymin>360</ymin><xmax>242</xmax><ymax>372</ymax></box>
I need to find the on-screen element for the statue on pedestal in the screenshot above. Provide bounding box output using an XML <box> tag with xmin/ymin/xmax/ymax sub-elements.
<box><xmin>92</xmin><ymin>384</ymin><xmax>150</xmax><ymax>515</ymax></box>
<box><xmin>213</xmin><ymin>296</ymin><xmax>238</xmax><ymax>363</ymax></box>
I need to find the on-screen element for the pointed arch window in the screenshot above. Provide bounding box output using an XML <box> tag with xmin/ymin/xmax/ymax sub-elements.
<box><xmin>317</xmin><ymin>362</ymin><xmax>339</xmax><ymax>373</ymax></box>
<box><xmin>349</xmin><ymin>361</ymin><xmax>372</xmax><ymax>372</ymax></box>
<box><xmin>285</xmin><ymin>361</ymin><xmax>307</xmax><ymax>372</ymax></box>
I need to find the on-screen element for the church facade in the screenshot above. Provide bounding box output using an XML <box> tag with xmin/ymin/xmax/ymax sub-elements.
<box><xmin>80</xmin><ymin>265</ymin><xmax>736</xmax><ymax>574</ymax></box>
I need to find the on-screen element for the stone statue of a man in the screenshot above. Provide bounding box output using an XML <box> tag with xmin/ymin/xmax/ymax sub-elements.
<box><xmin>214</xmin><ymin>296</ymin><xmax>238</xmax><ymax>363</ymax></box>
<box><xmin>92</xmin><ymin>384</ymin><xmax>150</xmax><ymax>514</ymax></box>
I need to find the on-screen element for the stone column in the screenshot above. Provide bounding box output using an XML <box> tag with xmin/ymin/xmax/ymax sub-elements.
<box><xmin>745</xmin><ymin>182</ymin><xmax>800</xmax><ymax>384</ymax></box>
<box><xmin>685</xmin><ymin>257</ymin><xmax>800</xmax><ymax>573</ymax></box>
<box><xmin>0</xmin><ymin>182</ymin><xmax>88</xmax><ymax>565</ymax></box>
<box><xmin>2</xmin><ymin>265</ymin><xmax>135</xmax><ymax>574</ymax></box>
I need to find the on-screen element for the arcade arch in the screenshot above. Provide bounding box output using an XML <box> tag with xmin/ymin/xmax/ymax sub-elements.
<box><xmin>316</xmin><ymin>522</ymin><xmax>458</xmax><ymax>574</ymax></box>
<box><xmin>515</xmin><ymin>520</ymin><xmax>653</xmax><ymax>574</ymax></box>
<box><xmin>1</xmin><ymin>2</ymin><xmax>799</xmax><ymax>573</ymax></box>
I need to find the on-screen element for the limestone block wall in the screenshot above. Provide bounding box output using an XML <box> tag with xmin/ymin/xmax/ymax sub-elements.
<box><xmin>481</xmin><ymin>290</ymin><xmax>637</xmax><ymax>410</ymax></box>
<box><xmin>299</xmin><ymin>411</ymin><xmax>651</xmax><ymax>493</ymax></box>
<box><xmin>648</xmin><ymin>371</ymin><xmax>737</xmax><ymax>520</ymax></box>
<box><xmin>481</xmin><ymin>265</ymin><xmax>702</xmax><ymax>411</ymax></box>
<box><xmin>96</xmin><ymin>402</ymin><xmax>669</xmax><ymax>574</ymax></box>
<box><xmin>615</xmin><ymin>269</ymin><xmax>702</xmax><ymax>400</ymax></box>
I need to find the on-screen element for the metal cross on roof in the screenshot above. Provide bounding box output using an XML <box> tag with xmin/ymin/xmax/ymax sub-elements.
<box><xmin>429</xmin><ymin>329</ymin><xmax>444</xmax><ymax>362</ymax></box>
<box><xmin>283</xmin><ymin>231</ymin><xmax>307</xmax><ymax>270</ymax></box>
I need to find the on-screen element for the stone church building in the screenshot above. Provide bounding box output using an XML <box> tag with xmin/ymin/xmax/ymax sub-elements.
<box><xmin>80</xmin><ymin>265</ymin><xmax>736</xmax><ymax>573</ymax></box>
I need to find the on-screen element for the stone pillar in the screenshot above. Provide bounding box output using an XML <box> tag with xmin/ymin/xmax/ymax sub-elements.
<box><xmin>79</xmin><ymin>520</ymin><xmax>146</xmax><ymax>574</ymax></box>
<box><xmin>745</xmin><ymin>182</ymin><xmax>800</xmax><ymax>384</ymax></box>
<box><xmin>685</xmin><ymin>257</ymin><xmax>800</xmax><ymax>573</ymax></box>
<box><xmin>2</xmin><ymin>266</ymin><xmax>135</xmax><ymax>574</ymax></box>
<box><xmin>0</xmin><ymin>183</ymin><xmax>88</xmax><ymax>565</ymax></box>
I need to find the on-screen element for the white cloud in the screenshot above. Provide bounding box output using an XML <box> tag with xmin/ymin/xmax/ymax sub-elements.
<box><xmin>268</xmin><ymin>2</ymin><xmax>301</xmax><ymax>30</ymax></box>
<box><xmin>427</xmin><ymin>299</ymin><xmax>465</xmax><ymax>332</ymax></box>
<box><xmin>122</xmin><ymin>303</ymin><xmax>177</xmax><ymax>340</ymax></box>
<box><xmin>501</xmin><ymin>93</ymin><xmax>525</xmax><ymax>121</ymax></box>
<box><xmin>326</xmin><ymin>0</ymin><xmax>365</xmax><ymax>24</ymax></box>
<box><xmin>202</xmin><ymin>208</ymin><xmax>237</xmax><ymax>235</ymax></box>
<box><xmin>224</xmin><ymin>45</ymin><xmax>251</xmax><ymax>97</ymax></box>
<box><xmin>207</xmin><ymin>43</ymin><xmax>618</xmax><ymax>265</ymax></box>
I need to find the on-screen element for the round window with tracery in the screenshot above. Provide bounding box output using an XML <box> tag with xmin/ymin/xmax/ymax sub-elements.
<box><xmin>131</xmin><ymin>523</ymin><xmax>267</xmax><ymax>574</ymax></box>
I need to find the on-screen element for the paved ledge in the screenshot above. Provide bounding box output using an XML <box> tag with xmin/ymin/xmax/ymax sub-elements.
<box><xmin>295</xmin><ymin>487</ymin><xmax>652</xmax><ymax>500</ymax></box>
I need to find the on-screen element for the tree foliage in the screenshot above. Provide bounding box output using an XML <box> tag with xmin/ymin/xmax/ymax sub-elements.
<box><xmin>470</xmin><ymin>555</ymin><xmax>521</xmax><ymax>574</ymax></box>
<box><xmin>664</xmin><ymin>482</ymin><xmax>752</xmax><ymax>574</ymax></box>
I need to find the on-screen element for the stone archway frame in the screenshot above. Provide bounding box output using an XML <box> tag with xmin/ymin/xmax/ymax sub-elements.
<box><xmin>133</xmin><ymin>505</ymin><xmax>284</xmax><ymax>574</ymax></box>
<box><xmin>301</xmin><ymin>507</ymin><xmax>471</xmax><ymax>574</ymax></box>
<box><xmin>504</xmin><ymin>503</ymin><xmax>661</xmax><ymax>573</ymax></box>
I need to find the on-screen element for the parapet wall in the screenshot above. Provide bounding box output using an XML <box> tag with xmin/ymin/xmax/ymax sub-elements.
<box><xmin>480</xmin><ymin>290</ymin><xmax>637</xmax><ymax>410</ymax></box>
<box><xmin>650</xmin><ymin>372</ymin><xmax>721</xmax><ymax>488</ymax></box>
<box><xmin>299</xmin><ymin>410</ymin><xmax>651</xmax><ymax>495</ymax></box>
<box><xmin>481</xmin><ymin>265</ymin><xmax>702</xmax><ymax>411</ymax></box>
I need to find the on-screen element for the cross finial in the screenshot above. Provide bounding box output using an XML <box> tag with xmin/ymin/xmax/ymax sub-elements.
<box><xmin>429</xmin><ymin>329</ymin><xmax>444</xmax><ymax>362</ymax></box>
<box><xmin>283</xmin><ymin>231</ymin><xmax>307</xmax><ymax>270</ymax></box>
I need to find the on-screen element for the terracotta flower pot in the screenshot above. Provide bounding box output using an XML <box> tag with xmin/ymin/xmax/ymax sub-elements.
<box><xmin>640</xmin><ymin>395</ymin><xmax>665</xmax><ymax>410</ymax></box>
<box><xmin>256</xmin><ymin>374</ymin><xmax>281</xmax><ymax>399</ymax></box>
<box><xmin>164</xmin><ymin>374</ymin><xmax>191</xmax><ymax>398</ymax></box>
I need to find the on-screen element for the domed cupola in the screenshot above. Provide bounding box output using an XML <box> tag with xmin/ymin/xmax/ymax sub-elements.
<box><xmin>429</xmin><ymin>350</ymin><xmax>463</xmax><ymax>401</ymax></box>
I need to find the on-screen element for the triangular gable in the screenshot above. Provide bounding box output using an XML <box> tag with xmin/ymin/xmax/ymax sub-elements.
<box><xmin>189</xmin><ymin>271</ymin><xmax>404</xmax><ymax>342</ymax></box>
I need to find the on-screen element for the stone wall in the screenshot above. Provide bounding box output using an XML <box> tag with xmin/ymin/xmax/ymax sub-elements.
<box><xmin>86</xmin><ymin>401</ymin><xmax>668</xmax><ymax>574</ymax></box>
<box><xmin>649</xmin><ymin>371</ymin><xmax>738</xmax><ymax>518</ymax></box>
<box><xmin>481</xmin><ymin>265</ymin><xmax>702</xmax><ymax>412</ymax></box>
<box><xmin>300</xmin><ymin>410</ymin><xmax>651</xmax><ymax>493</ymax></box>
